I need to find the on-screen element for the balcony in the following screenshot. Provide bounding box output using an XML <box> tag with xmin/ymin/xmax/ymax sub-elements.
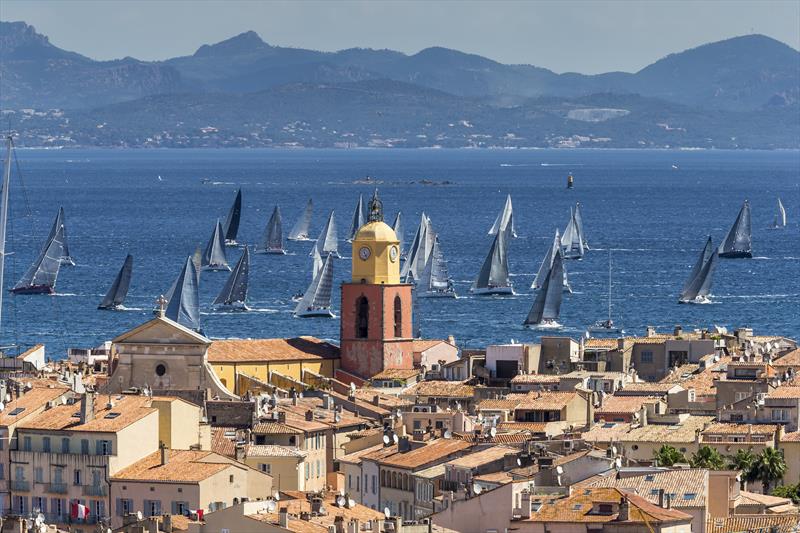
<box><xmin>9</xmin><ymin>480</ymin><xmax>30</xmax><ymax>492</ymax></box>
<box><xmin>45</xmin><ymin>482</ymin><xmax>68</xmax><ymax>494</ymax></box>
<box><xmin>83</xmin><ymin>484</ymin><xmax>107</xmax><ymax>496</ymax></box>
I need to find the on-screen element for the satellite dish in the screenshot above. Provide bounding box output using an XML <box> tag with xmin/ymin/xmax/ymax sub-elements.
<box><xmin>443</xmin><ymin>430</ymin><xmax>452</xmax><ymax>439</ymax></box>
<box><xmin>614</xmin><ymin>457</ymin><xmax>622</xmax><ymax>470</ymax></box>
<box><xmin>489</xmin><ymin>427</ymin><xmax>497</xmax><ymax>438</ymax></box>
<box><xmin>35</xmin><ymin>514</ymin><xmax>45</xmax><ymax>526</ymax></box>
<box><xmin>556</xmin><ymin>465</ymin><xmax>564</xmax><ymax>475</ymax></box>
<box><xmin>336</xmin><ymin>495</ymin><xmax>347</xmax><ymax>507</ymax></box>
<box><xmin>273</xmin><ymin>492</ymin><xmax>281</xmax><ymax>501</ymax></box>
<box><xmin>472</xmin><ymin>483</ymin><xmax>482</xmax><ymax>495</ymax></box>
<box><xmin>384</xmin><ymin>507</ymin><xmax>391</xmax><ymax>518</ymax></box>
<box><xmin>61</xmin><ymin>397</ymin><xmax>68</xmax><ymax>405</ymax></box>
<box><xmin>516</xmin><ymin>458</ymin><xmax>522</xmax><ymax>467</ymax></box>
<box><xmin>5</xmin><ymin>393</ymin><xmax>10</xmax><ymax>402</ymax></box>
<box><xmin>611</xmin><ymin>446</ymin><xmax>618</xmax><ymax>456</ymax></box>
<box><xmin>334</xmin><ymin>413</ymin><xmax>342</xmax><ymax>423</ymax></box>
<box><xmin>266</xmin><ymin>500</ymin><xmax>277</xmax><ymax>513</ymax></box>
<box><xmin>348</xmin><ymin>498</ymin><xmax>356</xmax><ymax>508</ymax></box>
<box><xmin>0</xmin><ymin>402</ymin><xmax>5</xmax><ymax>412</ymax></box>
<box><xmin>350</xmin><ymin>382</ymin><xmax>357</xmax><ymax>392</ymax></box>
<box><xmin>392</xmin><ymin>433</ymin><xmax>399</xmax><ymax>444</ymax></box>
<box><xmin>136</xmin><ymin>511</ymin><xmax>143</xmax><ymax>521</ymax></box>
<box><xmin>383</xmin><ymin>434</ymin><xmax>391</xmax><ymax>445</ymax></box>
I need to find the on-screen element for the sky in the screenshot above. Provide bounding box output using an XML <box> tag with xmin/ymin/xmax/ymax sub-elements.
<box><xmin>2</xmin><ymin>0</ymin><xmax>799</xmax><ymax>74</ymax></box>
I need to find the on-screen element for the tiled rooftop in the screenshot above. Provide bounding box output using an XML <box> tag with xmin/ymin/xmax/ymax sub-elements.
<box><xmin>701</xmin><ymin>423</ymin><xmax>779</xmax><ymax>436</ymax></box>
<box><xmin>510</xmin><ymin>374</ymin><xmax>560</xmax><ymax>384</ymax></box>
<box><xmin>111</xmin><ymin>450</ymin><xmax>232</xmax><ymax>483</ymax></box>
<box><xmin>621</xmin><ymin>416</ymin><xmax>714</xmax><ymax>443</ymax></box>
<box><xmin>596</xmin><ymin>396</ymin><xmax>661</xmax><ymax>416</ymax></box>
<box><xmin>583</xmin><ymin>468</ymin><xmax>709</xmax><ymax>507</ymax></box>
<box><xmin>207</xmin><ymin>336</ymin><xmax>339</xmax><ymax>363</ymax></box>
<box><xmin>370</xmin><ymin>368</ymin><xmax>420</xmax><ymax>380</ymax></box>
<box><xmin>404</xmin><ymin>380</ymin><xmax>475</xmax><ymax>398</ymax></box>
<box><xmin>768</xmin><ymin>386</ymin><xmax>800</xmax><ymax>399</ymax></box>
<box><xmin>446</xmin><ymin>445</ymin><xmax>516</xmax><ymax>469</ymax></box>
<box><xmin>245</xmin><ymin>444</ymin><xmax>306</xmax><ymax>458</ymax></box>
<box><xmin>17</xmin><ymin>394</ymin><xmax>157</xmax><ymax>433</ymax></box>
<box><xmin>0</xmin><ymin>381</ymin><xmax>70</xmax><ymax>426</ymax></box>
<box><xmin>705</xmin><ymin>514</ymin><xmax>800</xmax><ymax>533</ymax></box>
<box><xmin>378</xmin><ymin>439</ymin><xmax>471</xmax><ymax>470</ymax></box>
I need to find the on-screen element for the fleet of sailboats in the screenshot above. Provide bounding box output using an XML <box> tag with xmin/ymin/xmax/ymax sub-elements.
<box><xmin>222</xmin><ymin>189</ymin><xmax>242</xmax><ymax>246</ymax></box>
<box><xmin>214</xmin><ymin>247</ymin><xmax>250</xmax><ymax>309</ymax></box>
<box><xmin>259</xmin><ymin>206</ymin><xmax>285</xmax><ymax>254</ymax></box>
<box><xmin>679</xmin><ymin>236</ymin><xmax>718</xmax><ymax>304</ymax></box>
<box><xmin>98</xmin><ymin>255</ymin><xmax>133</xmax><ymax>310</ymax></box>
<box><xmin>201</xmin><ymin>220</ymin><xmax>231</xmax><ymax>271</ymax></box>
<box><xmin>417</xmin><ymin>236</ymin><xmax>456</xmax><ymax>298</ymax></box>
<box><xmin>719</xmin><ymin>200</ymin><xmax>752</xmax><ymax>258</ymax></box>
<box><xmin>288</xmin><ymin>199</ymin><xmax>314</xmax><ymax>241</ymax></box>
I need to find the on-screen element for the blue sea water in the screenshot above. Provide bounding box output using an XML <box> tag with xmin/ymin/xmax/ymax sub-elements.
<box><xmin>1</xmin><ymin>148</ymin><xmax>798</xmax><ymax>356</ymax></box>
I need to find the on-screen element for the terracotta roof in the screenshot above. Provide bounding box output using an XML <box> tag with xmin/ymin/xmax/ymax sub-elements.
<box><xmin>474</xmin><ymin>470</ymin><xmax>514</xmax><ymax>485</ymax></box>
<box><xmin>252</xmin><ymin>421</ymin><xmax>302</xmax><ymax>435</ymax></box>
<box><xmin>378</xmin><ymin>439</ymin><xmax>471</xmax><ymax>470</ymax></box>
<box><xmin>277</xmin><ymin>397</ymin><xmax>371</xmax><ymax>429</ymax></box>
<box><xmin>17</xmin><ymin>394</ymin><xmax>157</xmax><ymax>433</ymax></box>
<box><xmin>404</xmin><ymin>380</ymin><xmax>475</xmax><ymax>398</ymax></box>
<box><xmin>769</xmin><ymin>386</ymin><xmax>800</xmax><ymax>399</ymax></box>
<box><xmin>582</xmin><ymin>422</ymin><xmax>634</xmax><ymax>443</ymax></box>
<box><xmin>246</xmin><ymin>492</ymin><xmax>385</xmax><ymax>532</ymax></box>
<box><xmin>585</xmin><ymin>338</ymin><xmax>621</xmax><ymax>349</ymax></box>
<box><xmin>207</xmin><ymin>337</ymin><xmax>339</xmax><ymax>363</ymax></box>
<box><xmin>584</xmin><ymin>469</ymin><xmax>709</xmax><ymax>507</ymax></box>
<box><xmin>111</xmin><ymin>450</ymin><xmax>232</xmax><ymax>482</ymax></box>
<box><xmin>516</xmin><ymin>391</ymin><xmax>578</xmax><ymax>410</ymax></box>
<box><xmin>526</xmin><ymin>487</ymin><xmax>692</xmax><ymax>524</ymax></box>
<box><xmin>737</xmin><ymin>490</ymin><xmax>793</xmax><ymax>508</ymax></box>
<box><xmin>338</xmin><ymin>443</ymin><xmax>385</xmax><ymax>465</ymax></box>
<box><xmin>477</xmin><ymin>398</ymin><xmax>523</xmax><ymax>411</ymax></box>
<box><xmin>596</xmin><ymin>396</ymin><xmax>661</xmax><ymax>416</ymax></box>
<box><xmin>412</xmin><ymin>339</ymin><xmax>454</xmax><ymax>352</ymax></box>
<box><xmin>446</xmin><ymin>446</ymin><xmax>516</xmax><ymax>469</ymax></box>
<box><xmin>0</xmin><ymin>381</ymin><xmax>70</xmax><ymax>426</ymax></box>
<box><xmin>780</xmin><ymin>431</ymin><xmax>800</xmax><ymax>442</ymax></box>
<box><xmin>510</xmin><ymin>374</ymin><xmax>560</xmax><ymax>384</ymax></box>
<box><xmin>497</xmin><ymin>422</ymin><xmax>548</xmax><ymax>432</ymax></box>
<box><xmin>705</xmin><ymin>514</ymin><xmax>800</xmax><ymax>533</ymax></box>
<box><xmin>774</xmin><ymin>348</ymin><xmax>800</xmax><ymax>368</ymax></box>
<box><xmin>701</xmin><ymin>423</ymin><xmax>779</xmax><ymax>436</ymax></box>
<box><xmin>452</xmin><ymin>432</ymin><xmax>533</xmax><ymax>444</ymax></box>
<box><xmin>370</xmin><ymin>368</ymin><xmax>420</xmax><ymax>380</ymax></box>
<box><xmin>245</xmin><ymin>444</ymin><xmax>306</xmax><ymax>458</ymax></box>
<box><xmin>618</xmin><ymin>382</ymin><xmax>680</xmax><ymax>395</ymax></box>
<box><xmin>210</xmin><ymin>427</ymin><xmax>236</xmax><ymax>458</ymax></box>
<box><xmin>621</xmin><ymin>416</ymin><xmax>714</xmax><ymax>443</ymax></box>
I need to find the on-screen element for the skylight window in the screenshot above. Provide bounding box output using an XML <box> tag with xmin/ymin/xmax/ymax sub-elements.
<box><xmin>572</xmin><ymin>504</ymin><xmax>582</xmax><ymax>510</ymax></box>
<box><xmin>8</xmin><ymin>407</ymin><xmax>25</xmax><ymax>416</ymax></box>
<box><xmin>644</xmin><ymin>475</ymin><xmax>655</xmax><ymax>481</ymax></box>
<box><xmin>684</xmin><ymin>493</ymin><xmax>697</xmax><ymax>500</ymax></box>
<box><xmin>602</xmin><ymin>422</ymin><xmax>616</xmax><ymax>428</ymax></box>
<box><xmin>104</xmin><ymin>412</ymin><xmax>121</xmax><ymax>419</ymax></box>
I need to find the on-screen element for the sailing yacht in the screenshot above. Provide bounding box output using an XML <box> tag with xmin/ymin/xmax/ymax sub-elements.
<box><xmin>523</xmin><ymin>251</ymin><xmax>564</xmax><ymax>328</ymax></box>
<box><xmin>770</xmin><ymin>198</ymin><xmax>787</xmax><ymax>229</ymax></box>
<box><xmin>98</xmin><ymin>254</ymin><xmax>133</xmax><ymax>310</ymax></box>
<box><xmin>488</xmin><ymin>194</ymin><xmax>517</xmax><ymax>238</ymax></box>
<box><xmin>347</xmin><ymin>194</ymin><xmax>365</xmax><ymax>242</ymax></box>
<box><xmin>222</xmin><ymin>189</ymin><xmax>242</xmax><ymax>246</ymax></box>
<box><xmin>259</xmin><ymin>206</ymin><xmax>286</xmax><ymax>254</ymax></box>
<box><xmin>573</xmin><ymin>203</ymin><xmax>589</xmax><ymax>250</ymax></box>
<box><xmin>201</xmin><ymin>220</ymin><xmax>231</xmax><ymax>271</ymax></box>
<box><xmin>680</xmin><ymin>236</ymin><xmax>718</xmax><ymax>304</ymax></box>
<box><xmin>288</xmin><ymin>199</ymin><xmax>314</xmax><ymax>241</ymax></box>
<box><xmin>294</xmin><ymin>253</ymin><xmax>335</xmax><ymax>318</ymax></box>
<box><xmin>532</xmin><ymin>229</ymin><xmax>571</xmax><ymax>293</ymax></box>
<box><xmin>471</xmin><ymin>229</ymin><xmax>513</xmax><ymax>295</ymax></box>
<box><xmin>48</xmin><ymin>207</ymin><xmax>75</xmax><ymax>266</ymax></box>
<box><xmin>11</xmin><ymin>215</ymin><xmax>65</xmax><ymax>295</ymax></box>
<box><xmin>214</xmin><ymin>247</ymin><xmax>250</xmax><ymax>309</ymax></box>
<box><xmin>392</xmin><ymin>212</ymin><xmax>404</xmax><ymax>257</ymax></box>
<box><xmin>718</xmin><ymin>200</ymin><xmax>752</xmax><ymax>258</ymax></box>
<box><xmin>589</xmin><ymin>251</ymin><xmax>621</xmax><ymax>332</ymax></box>
<box><xmin>401</xmin><ymin>213</ymin><xmax>434</xmax><ymax>283</ymax></box>
<box><xmin>561</xmin><ymin>207</ymin><xmax>585</xmax><ymax>259</ymax></box>
<box><xmin>312</xmin><ymin>211</ymin><xmax>339</xmax><ymax>258</ymax></box>
<box><xmin>418</xmin><ymin>236</ymin><xmax>456</xmax><ymax>298</ymax></box>
<box><xmin>164</xmin><ymin>256</ymin><xmax>201</xmax><ymax>331</ymax></box>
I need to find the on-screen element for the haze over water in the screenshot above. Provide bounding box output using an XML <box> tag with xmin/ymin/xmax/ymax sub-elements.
<box><xmin>2</xmin><ymin>148</ymin><xmax>798</xmax><ymax>356</ymax></box>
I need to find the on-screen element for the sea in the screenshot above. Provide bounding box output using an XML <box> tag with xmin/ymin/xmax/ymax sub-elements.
<box><xmin>2</xmin><ymin>148</ymin><xmax>799</xmax><ymax>357</ymax></box>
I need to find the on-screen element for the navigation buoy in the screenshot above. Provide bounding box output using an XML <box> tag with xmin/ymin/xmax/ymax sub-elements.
<box><xmin>567</xmin><ymin>174</ymin><xmax>574</xmax><ymax>189</ymax></box>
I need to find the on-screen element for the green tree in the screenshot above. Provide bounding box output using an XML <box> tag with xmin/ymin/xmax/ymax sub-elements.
<box><xmin>654</xmin><ymin>444</ymin><xmax>686</xmax><ymax>467</ymax></box>
<box><xmin>728</xmin><ymin>449</ymin><xmax>757</xmax><ymax>490</ymax></box>
<box><xmin>690</xmin><ymin>446</ymin><xmax>726</xmax><ymax>470</ymax></box>
<box><xmin>751</xmin><ymin>448</ymin><xmax>788</xmax><ymax>493</ymax></box>
<box><xmin>771</xmin><ymin>482</ymin><xmax>800</xmax><ymax>503</ymax></box>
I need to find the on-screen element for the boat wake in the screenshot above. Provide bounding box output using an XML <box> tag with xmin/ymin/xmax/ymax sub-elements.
<box><xmin>53</xmin><ymin>292</ymin><xmax>78</xmax><ymax>297</ymax></box>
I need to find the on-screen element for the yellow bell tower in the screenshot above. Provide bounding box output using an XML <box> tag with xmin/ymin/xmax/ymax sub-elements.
<box><xmin>351</xmin><ymin>191</ymin><xmax>400</xmax><ymax>285</ymax></box>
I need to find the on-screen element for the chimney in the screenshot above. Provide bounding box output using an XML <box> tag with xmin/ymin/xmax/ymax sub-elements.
<box><xmin>322</xmin><ymin>394</ymin><xmax>333</xmax><ymax>410</ymax></box>
<box><xmin>162</xmin><ymin>514</ymin><xmax>173</xmax><ymax>533</ymax></box>
<box><xmin>646</xmin><ymin>326</ymin><xmax>656</xmax><ymax>338</ymax></box>
<box><xmin>618</xmin><ymin>496</ymin><xmax>630</xmax><ymax>521</ymax></box>
<box><xmin>80</xmin><ymin>392</ymin><xmax>96</xmax><ymax>424</ymax></box>
<box><xmin>658</xmin><ymin>489</ymin><xmax>664</xmax><ymax>508</ymax></box>
<box><xmin>665</xmin><ymin>493</ymin><xmax>672</xmax><ymax>509</ymax></box>
<box><xmin>520</xmin><ymin>489</ymin><xmax>531</xmax><ymax>519</ymax></box>
<box><xmin>639</xmin><ymin>405</ymin><xmax>648</xmax><ymax>427</ymax></box>
<box><xmin>278</xmin><ymin>411</ymin><xmax>287</xmax><ymax>423</ymax></box>
<box><xmin>235</xmin><ymin>443</ymin><xmax>245</xmax><ymax>462</ymax></box>
<box><xmin>306</xmin><ymin>409</ymin><xmax>314</xmax><ymax>421</ymax></box>
<box><xmin>673</xmin><ymin>325</ymin><xmax>683</xmax><ymax>337</ymax></box>
<box><xmin>398</xmin><ymin>436</ymin><xmax>411</xmax><ymax>453</ymax></box>
<box><xmin>279</xmin><ymin>507</ymin><xmax>289</xmax><ymax>528</ymax></box>
<box><xmin>372</xmin><ymin>395</ymin><xmax>381</xmax><ymax>406</ymax></box>
<box><xmin>334</xmin><ymin>515</ymin><xmax>345</xmax><ymax>533</ymax></box>
<box><xmin>347</xmin><ymin>519</ymin><xmax>360</xmax><ymax>533</ymax></box>
<box><xmin>159</xmin><ymin>442</ymin><xmax>169</xmax><ymax>466</ymax></box>
<box><xmin>617</xmin><ymin>338</ymin><xmax>626</xmax><ymax>351</ymax></box>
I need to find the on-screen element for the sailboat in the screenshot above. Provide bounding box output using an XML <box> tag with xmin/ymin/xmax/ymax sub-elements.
<box><xmin>47</xmin><ymin>207</ymin><xmax>75</xmax><ymax>266</ymax></box>
<box><xmin>98</xmin><ymin>254</ymin><xmax>133</xmax><ymax>310</ymax></box>
<box><xmin>560</xmin><ymin>207</ymin><xmax>585</xmax><ymax>259</ymax></box>
<box><xmin>11</xmin><ymin>215</ymin><xmax>65</xmax><ymax>295</ymax></box>
<box><xmin>347</xmin><ymin>194</ymin><xmax>365</xmax><ymax>242</ymax></box>
<box><xmin>201</xmin><ymin>220</ymin><xmax>231</xmax><ymax>271</ymax></box>
<box><xmin>294</xmin><ymin>253</ymin><xmax>335</xmax><ymax>318</ymax></box>
<box><xmin>214</xmin><ymin>247</ymin><xmax>250</xmax><ymax>309</ymax></box>
<box><xmin>392</xmin><ymin>212</ymin><xmax>404</xmax><ymax>257</ymax></box>
<box><xmin>679</xmin><ymin>237</ymin><xmax>718</xmax><ymax>304</ymax></box>
<box><xmin>164</xmin><ymin>256</ymin><xmax>201</xmax><ymax>331</ymax></box>
<box><xmin>288</xmin><ymin>199</ymin><xmax>314</xmax><ymax>241</ymax></box>
<box><xmin>523</xmin><ymin>251</ymin><xmax>564</xmax><ymax>329</ymax></box>
<box><xmin>589</xmin><ymin>251</ymin><xmax>621</xmax><ymax>332</ymax></box>
<box><xmin>471</xmin><ymin>229</ymin><xmax>513</xmax><ymax>295</ymax></box>
<box><xmin>573</xmin><ymin>203</ymin><xmax>589</xmax><ymax>250</ymax></box>
<box><xmin>532</xmin><ymin>229</ymin><xmax>571</xmax><ymax>293</ymax></box>
<box><xmin>770</xmin><ymin>198</ymin><xmax>787</xmax><ymax>229</ymax></box>
<box><xmin>312</xmin><ymin>211</ymin><xmax>339</xmax><ymax>258</ymax></box>
<box><xmin>488</xmin><ymin>194</ymin><xmax>517</xmax><ymax>238</ymax></box>
<box><xmin>418</xmin><ymin>236</ymin><xmax>456</xmax><ymax>298</ymax></box>
<box><xmin>259</xmin><ymin>206</ymin><xmax>285</xmax><ymax>254</ymax></box>
<box><xmin>222</xmin><ymin>189</ymin><xmax>242</xmax><ymax>246</ymax></box>
<box><xmin>718</xmin><ymin>200</ymin><xmax>752</xmax><ymax>258</ymax></box>
<box><xmin>401</xmin><ymin>213</ymin><xmax>434</xmax><ymax>283</ymax></box>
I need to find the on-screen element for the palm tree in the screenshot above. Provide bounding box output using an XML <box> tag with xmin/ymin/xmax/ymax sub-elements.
<box><xmin>654</xmin><ymin>444</ymin><xmax>686</xmax><ymax>467</ymax></box>
<box><xmin>690</xmin><ymin>446</ymin><xmax>726</xmax><ymax>470</ymax></box>
<box><xmin>728</xmin><ymin>449</ymin><xmax>757</xmax><ymax>490</ymax></box>
<box><xmin>751</xmin><ymin>448</ymin><xmax>787</xmax><ymax>493</ymax></box>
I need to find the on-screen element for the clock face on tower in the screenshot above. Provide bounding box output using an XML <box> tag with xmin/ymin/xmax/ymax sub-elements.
<box><xmin>389</xmin><ymin>245</ymin><xmax>399</xmax><ymax>262</ymax></box>
<box><xmin>359</xmin><ymin>246</ymin><xmax>371</xmax><ymax>261</ymax></box>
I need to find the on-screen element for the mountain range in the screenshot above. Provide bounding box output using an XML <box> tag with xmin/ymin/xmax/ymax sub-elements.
<box><xmin>1</xmin><ymin>21</ymin><xmax>798</xmax><ymax>149</ymax></box>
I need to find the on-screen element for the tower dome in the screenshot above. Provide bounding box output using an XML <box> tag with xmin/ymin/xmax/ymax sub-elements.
<box><xmin>352</xmin><ymin>190</ymin><xmax>400</xmax><ymax>284</ymax></box>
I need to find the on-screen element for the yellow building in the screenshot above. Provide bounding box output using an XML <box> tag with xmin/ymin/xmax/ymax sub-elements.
<box><xmin>207</xmin><ymin>336</ymin><xmax>340</xmax><ymax>395</ymax></box>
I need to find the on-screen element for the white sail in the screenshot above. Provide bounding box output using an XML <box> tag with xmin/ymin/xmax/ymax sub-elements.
<box><xmin>294</xmin><ymin>253</ymin><xmax>334</xmax><ymax>317</ymax></box>
<box><xmin>574</xmin><ymin>202</ymin><xmax>588</xmax><ymax>250</ymax></box>
<box><xmin>488</xmin><ymin>194</ymin><xmax>517</xmax><ymax>238</ymax></box>
<box><xmin>532</xmin><ymin>229</ymin><xmax>570</xmax><ymax>292</ymax></box>
<box><xmin>561</xmin><ymin>207</ymin><xmax>585</xmax><ymax>259</ymax></box>
<box><xmin>418</xmin><ymin>236</ymin><xmax>456</xmax><ymax>297</ymax></box>
<box><xmin>311</xmin><ymin>245</ymin><xmax>323</xmax><ymax>279</ymax></box>
<box><xmin>393</xmin><ymin>212</ymin><xmax>404</xmax><ymax>256</ymax></box>
<box><xmin>348</xmin><ymin>194</ymin><xmax>365</xmax><ymax>241</ymax></box>
<box><xmin>313</xmin><ymin>211</ymin><xmax>339</xmax><ymax>257</ymax></box>
<box><xmin>288</xmin><ymin>198</ymin><xmax>314</xmax><ymax>241</ymax></box>
<box><xmin>773</xmin><ymin>198</ymin><xmax>787</xmax><ymax>228</ymax></box>
<box><xmin>401</xmin><ymin>213</ymin><xmax>433</xmax><ymax>282</ymax></box>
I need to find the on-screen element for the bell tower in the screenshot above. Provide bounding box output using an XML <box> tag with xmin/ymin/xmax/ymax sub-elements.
<box><xmin>340</xmin><ymin>190</ymin><xmax>414</xmax><ymax>378</ymax></box>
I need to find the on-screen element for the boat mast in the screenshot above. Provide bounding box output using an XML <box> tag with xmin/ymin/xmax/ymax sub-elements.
<box><xmin>0</xmin><ymin>137</ymin><xmax>12</xmax><ymax>334</ymax></box>
<box><xmin>607</xmin><ymin>250</ymin><xmax>612</xmax><ymax>322</ymax></box>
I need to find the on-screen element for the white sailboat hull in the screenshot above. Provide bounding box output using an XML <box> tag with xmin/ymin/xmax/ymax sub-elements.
<box><xmin>260</xmin><ymin>248</ymin><xmax>287</xmax><ymax>255</ymax></box>
<box><xmin>471</xmin><ymin>286</ymin><xmax>514</xmax><ymax>296</ymax></box>
<box><xmin>679</xmin><ymin>295</ymin><xmax>712</xmax><ymax>305</ymax></box>
<box><xmin>525</xmin><ymin>319</ymin><xmax>562</xmax><ymax>330</ymax></box>
<box><xmin>418</xmin><ymin>289</ymin><xmax>457</xmax><ymax>299</ymax></box>
<box><xmin>295</xmin><ymin>308</ymin><xmax>335</xmax><ymax>318</ymax></box>
<box><xmin>288</xmin><ymin>237</ymin><xmax>313</xmax><ymax>242</ymax></box>
<box><xmin>202</xmin><ymin>264</ymin><xmax>231</xmax><ymax>272</ymax></box>
<box><xmin>216</xmin><ymin>301</ymin><xmax>250</xmax><ymax>311</ymax></box>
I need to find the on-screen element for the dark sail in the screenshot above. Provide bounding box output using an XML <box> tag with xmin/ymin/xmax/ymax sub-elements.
<box><xmin>222</xmin><ymin>189</ymin><xmax>242</xmax><ymax>244</ymax></box>
<box><xmin>202</xmin><ymin>220</ymin><xmax>230</xmax><ymax>270</ymax></box>
<box><xmin>472</xmin><ymin>228</ymin><xmax>511</xmax><ymax>292</ymax></box>
<box><xmin>214</xmin><ymin>247</ymin><xmax>250</xmax><ymax>307</ymax></box>
<box><xmin>719</xmin><ymin>200</ymin><xmax>752</xmax><ymax>258</ymax></box>
<box><xmin>12</xmin><ymin>221</ymin><xmax>65</xmax><ymax>294</ymax></box>
<box><xmin>260</xmin><ymin>205</ymin><xmax>284</xmax><ymax>253</ymax></box>
<box><xmin>681</xmin><ymin>236</ymin><xmax>713</xmax><ymax>295</ymax></box>
<box><xmin>348</xmin><ymin>194</ymin><xmax>365</xmax><ymax>240</ymax></box>
<box><xmin>165</xmin><ymin>256</ymin><xmax>201</xmax><ymax>331</ymax></box>
<box><xmin>680</xmin><ymin>238</ymin><xmax>718</xmax><ymax>303</ymax></box>
<box><xmin>98</xmin><ymin>254</ymin><xmax>133</xmax><ymax>310</ymax></box>
<box><xmin>288</xmin><ymin>198</ymin><xmax>313</xmax><ymax>241</ymax></box>
<box><xmin>47</xmin><ymin>207</ymin><xmax>74</xmax><ymax>266</ymax></box>
<box><xmin>524</xmin><ymin>251</ymin><xmax>564</xmax><ymax>325</ymax></box>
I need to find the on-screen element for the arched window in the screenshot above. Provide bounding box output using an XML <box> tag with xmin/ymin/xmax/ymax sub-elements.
<box><xmin>381</xmin><ymin>470</ymin><xmax>386</xmax><ymax>487</ymax></box>
<box><xmin>356</xmin><ymin>296</ymin><xmax>369</xmax><ymax>338</ymax></box>
<box><xmin>392</xmin><ymin>472</ymin><xmax>398</xmax><ymax>488</ymax></box>
<box><xmin>393</xmin><ymin>295</ymin><xmax>402</xmax><ymax>337</ymax></box>
<box><xmin>403</xmin><ymin>473</ymin><xmax>409</xmax><ymax>491</ymax></box>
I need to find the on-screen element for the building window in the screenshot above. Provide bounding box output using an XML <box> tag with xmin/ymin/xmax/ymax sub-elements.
<box><xmin>640</xmin><ymin>351</ymin><xmax>653</xmax><ymax>363</ymax></box>
<box><xmin>372</xmin><ymin>475</ymin><xmax>377</xmax><ymax>494</ymax></box>
<box><xmin>172</xmin><ymin>501</ymin><xmax>189</xmax><ymax>515</ymax></box>
<box><xmin>23</xmin><ymin>436</ymin><xmax>31</xmax><ymax>451</ymax></box>
<box><xmin>259</xmin><ymin>463</ymin><xmax>271</xmax><ymax>474</ymax></box>
<box><xmin>393</xmin><ymin>295</ymin><xmax>402</xmax><ymax>337</ymax></box>
<box><xmin>735</xmin><ymin>392</ymin><xmax>751</xmax><ymax>402</ymax></box>
<box><xmin>81</xmin><ymin>439</ymin><xmax>89</xmax><ymax>455</ymax></box>
<box><xmin>61</xmin><ymin>438</ymin><xmax>70</xmax><ymax>454</ymax></box>
<box><xmin>144</xmin><ymin>500</ymin><xmax>161</xmax><ymax>517</ymax></box>
<box><xmin>772</xmin><ymin>409</ymin><xmax>789</xmax><ymax>421</ymax></box>
<box><xmin>155</xmin><ymin>364</ymin><xmax>167</xmax><ymax>376</ymax></box>
<box><xmin>34</xmin><ymin>467</ymin><xmax>43</xmax><ymax>483</ymax></box>
<box><xmin>74</xmin><ymin>469</ymin><xmax>82</xmax><ymax>486</ymax></box>
<box><xmin>356</xmin><ymin>296</ymin><xmax>369</xmax><ymax>338</ymax></box>
<box><xmin>0</xmin><ymin>464</ymin><xmax>4</xmax><ymax>480</ymax></box>
<box><xmin>42</xmin><ymin>437</ymin><xmax>51</xmax><ymax>453</ymax></box>
<box><xmin>96</xmin><ymin>440</ymin><xmax>113</xmax><ymax>455</ymax></box>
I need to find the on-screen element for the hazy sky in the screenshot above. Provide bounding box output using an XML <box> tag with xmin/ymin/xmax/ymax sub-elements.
<box><xmin>3</xmin><ymin>0</ymin><xmax>799</xmax><ymax>74</ymax></box>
